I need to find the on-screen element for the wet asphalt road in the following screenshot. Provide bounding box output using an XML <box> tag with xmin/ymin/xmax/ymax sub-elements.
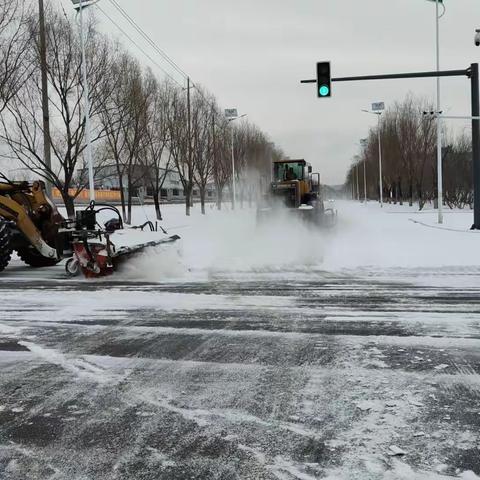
<box><xmin>0</xmin><ymin>261</ymin><xmax>479</xmax><ymax>479</ymax></box>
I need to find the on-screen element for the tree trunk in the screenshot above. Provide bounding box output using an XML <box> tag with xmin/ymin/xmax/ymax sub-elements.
<box><xmin>417</xmin><ymin>183</ymin><xmax>425</xmax><ymax>210</ymax></box>
<box><xmin>62</xmin><ymin>191</ymin><xmax>75</xmax><ymax>219</ymax></box>
<box><xmin>126</xmin><ymin>179</ymin><xmax>132</xmax><ymax>225</ymax></box>
<box><xmin>200</xmin><ymin>190</ymin><xmax>206</xmax><ymax>215</ymax></box>
<box><xmin>216</xmin><ymin>185</ymin><xmax>223</xmax><ymax>210</ymax></box>
<box><xmin>185</xmin><ymin>186</ymin><xmax>191</xmax><ymax>216</ymax></box>
<box><xmin>153</xmin><ymin>192</ymin><xmax>162</xmax><ymax>220</ymax></box>
<box><xmin>240</xmin><ymin>183</ymin><xmax>244</xmax><ymax>209</ymax></box>
<box><xmin>118</xmin><ymin>174</ymin><xmax>127</xmax><ymax>221</ymax></box>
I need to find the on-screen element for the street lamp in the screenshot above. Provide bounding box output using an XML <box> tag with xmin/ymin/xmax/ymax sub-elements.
<box><xmin>225</xmin><ymin>109</ymin><xmax>247</xmax><ymax>210</ymax></box>
<box><xmin>426</xmin><ymin>0</ymin><xmax>445</xmax><ymax>224</ymax></box>
<box><xmin>71</xmin><ymin>0</ymin><xmax>98</xmax><ymax>202</ymax></box>
<box><xmin>362</xmin><ymin>105</ymin><xmax>384</xmax><ymax>208</ymax></box>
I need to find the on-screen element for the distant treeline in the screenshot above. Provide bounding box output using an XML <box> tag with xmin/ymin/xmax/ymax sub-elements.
<box><xmin>0</xmin><ymin>0</ymin><xmax>283</xmax><ymax>221</ymax></box>
<box><xmin>345</xmin><ymin>94</ymin><xmax>472</xmax><ymax>209</ymax></box>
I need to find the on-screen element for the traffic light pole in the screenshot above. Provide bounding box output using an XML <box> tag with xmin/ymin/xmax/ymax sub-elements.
<box><xmin>471</xmin><ymin>63</ymin><xmax>480</xmax><ymax>230</ymax></box>
<box><xmin>301</xmin><ymin>65</ymin><xmax>480</xmax><ymax>229</ymax></box>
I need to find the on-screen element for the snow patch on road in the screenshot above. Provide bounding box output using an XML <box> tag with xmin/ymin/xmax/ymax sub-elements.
<box><xmin>19</xmin><ymin>341</ymin><xmax>118</xmax><ymax>384</ymax></box>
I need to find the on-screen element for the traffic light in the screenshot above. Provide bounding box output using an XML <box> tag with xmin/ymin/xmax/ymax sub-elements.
<box><xmin>316</xmin><ymin>62</ymin><xmax>331</xmax><ymax>98</ymax></box>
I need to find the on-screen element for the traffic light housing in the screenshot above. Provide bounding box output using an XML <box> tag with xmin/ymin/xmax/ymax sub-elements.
<box><xmin>316</xmin><ymin>62</ymin><xmax>331</xmax><ymax>98</ymax></box>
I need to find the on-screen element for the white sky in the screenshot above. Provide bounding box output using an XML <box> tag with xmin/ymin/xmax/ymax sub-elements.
<box><xmin>60</xmin><ymin>0</ymin><xmax>480</xmax><ymax>184</ymax></box>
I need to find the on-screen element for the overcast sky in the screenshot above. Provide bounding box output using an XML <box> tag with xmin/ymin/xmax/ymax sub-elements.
<box><xmin>61</xmin><ymin>0</ymin><xmax>479</xmax><ymax>184</ymax></box>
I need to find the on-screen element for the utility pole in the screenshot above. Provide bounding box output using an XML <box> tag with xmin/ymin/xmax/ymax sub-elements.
<box><xmin>38</xmin><ymin>0</ymin><xmax>52</xmax><ymax>196</ymax></box>
<box><xmin>186</xmin><ymin>76</ymin><xmax>192</xmax><ymax>216</ymax></box>
<box><xmin>471</xmin><ymin>63</ymin><xmax>480</xmax><ymax>229</ymax></box>
<box><xmin>78</xmin><ymin>0</ymin><xmax>95</xmax><ymax>201</ymax></box>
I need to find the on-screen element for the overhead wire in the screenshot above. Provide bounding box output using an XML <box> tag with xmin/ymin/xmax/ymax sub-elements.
<box><xmin>103</xmin><ymin>0</ymin><xmax>216</xmax><ymax>106</ymax></box>
<box><xmin>107</xmin><ymin>0</ymin><xmax>189</xmax><ymax>80</ymax></box>
<box><xmin>95</xmin><ymin>4</ymin><xmax>184</xmax><ymax>88</ymax></box>
<box><xmin>97</xmin><ymin>2</ymin><xmax>231</xmax><ymax>118</ymax></box>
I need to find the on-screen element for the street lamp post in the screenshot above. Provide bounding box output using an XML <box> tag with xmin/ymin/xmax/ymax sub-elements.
<box><xmin>225</xmin><ymin>109</ymin><xmax>247</xmax><ymax>210</ymax></box>
<box><xmin>377</xmin><ymin>115</ymin><xmax>383</xmax><ymax>207</ymax></box>
<box><xmin>362</xmin><ymin>105</ymin><xmax>384</xmax><ymax>207</ymax></box>
<box><xmin>363</xmin><ymin>159</ymin><xmax>367</xmax><ymax>203</ymax></box>
<box><xmin>72</xmin><ymin>0</ymin><xmax>96</xmax><ymax>202</ymax></box>
<box><xmin>360</xmin><ymin>138</ymin><xmax>368</xmax><ymax>203</ymax></box>
<box><xmin>427</xmin><ymin>0</ymin><xmax>444</xmax><ymax>223</ymax></box>
<box><xmin>356</xmin><ymin>164</ymin><xmax>360</xmax><ymax>202</ymax></box>
<box><xmin>230</xmin><ymin>127</ymin><xmax>236</xmax><ymax>209</ymax></box>
<box><xmin>435</xmin><ymin>0</ymin><xmax>443</xmax><ymax>224</ymax></box>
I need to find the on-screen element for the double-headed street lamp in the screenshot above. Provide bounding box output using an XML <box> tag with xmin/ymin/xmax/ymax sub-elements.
<box><xmin>362</xmin><ymin>103</ymin><xmax>385</xmax><ymax>207</ymax></box>
<box><xmin>427</xmin><ymin>0</ymin><xmax>445</xmax><ymax>223</ymax></box>
<box><xmin>72</xmin><ymin>0</ymin><xmax>98</xmax><ymax>202</ymax></box>
<box><xmin>225</xmin><ymin>109</ymin><xmax>247</xmax><ymax>210</ymax></box>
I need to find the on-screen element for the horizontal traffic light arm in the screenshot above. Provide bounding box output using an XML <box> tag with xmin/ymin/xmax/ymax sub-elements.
<box><xmin>301</xmin><ymin>67</ymin><xmax>470</xmax><ymax>84</ymax></box>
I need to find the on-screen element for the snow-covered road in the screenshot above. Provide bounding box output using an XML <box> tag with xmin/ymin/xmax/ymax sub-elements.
<box><xmin>0</xmin><ymin>202</ymin><xmax>479</xmax><ymax>479</ymax></box>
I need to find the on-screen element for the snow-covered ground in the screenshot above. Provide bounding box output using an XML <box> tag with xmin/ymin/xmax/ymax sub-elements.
<box><xmin>0</xmin><ymin>200</ymin><xmax>479</xmax><ymax>480</ymax></box>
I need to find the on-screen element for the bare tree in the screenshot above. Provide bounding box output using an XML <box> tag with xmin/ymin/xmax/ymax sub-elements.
<box><xmin>212</xmin><ymin>118</ymin><xmax>232</xmax><ymax>210</ymax></box>
<box><xmin>166</xmin><ymin>82</ymin><xmax>194</xmax><ymax>216</ymax></box>
<box><xmin>345</xmin><ymin>94</ymin><xmax>443</xmax><ymax>210</ymax></box>
<box><xmin>0</xmin><ymin>0</ymin><xmax>31</xmax><ymax>114</ymax></box>
<box><xmin>192</xmin><ymin>90</ymin><xmax>215</xmax><ymax>214</ymax></box>
<box><xmin>120</xmin><ymin>59</ymin><xmax>151</xmax><ymax>224</ymax></box>
<box><xmin>99</xmin><ymin>51</ymin><xmax>131</xmax><ymax>220</ymax></box>
<box><xmin>140</xmin><ymin>72</ymin><xmax>171</xmax><ymax>220</ymax></box>
<box><xmin>0</xmin><ymin>8</ymin><xmax>114</xmax><ymax>216</ymax></box>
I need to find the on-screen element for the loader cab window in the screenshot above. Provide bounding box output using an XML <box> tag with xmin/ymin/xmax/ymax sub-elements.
<box><xmin>274</xmin><ymin>162</ymin><xmax>305</xmax><ymax>182</ymax></box>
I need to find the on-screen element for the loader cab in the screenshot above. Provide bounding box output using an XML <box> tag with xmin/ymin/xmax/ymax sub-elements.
<box><xmin>273</xmin><ymin>160</ymin><xmax>310</xmax><ymax>183</ymax></box>
<box><xmin>270</xmin><ymin>159</ymin><xmax>319</xmax><ymax>209</ymax></box>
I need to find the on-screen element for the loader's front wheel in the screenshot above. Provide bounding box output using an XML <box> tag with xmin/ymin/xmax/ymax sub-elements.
<box><xmin>0</xmin><ymin>219</ymin><xmax>12</xmax><ymax>273</ymax></box>
<box><xmin>17</xmin><ymin>246</ymin><xmax>60</xmax><ymax>268</ymax></box>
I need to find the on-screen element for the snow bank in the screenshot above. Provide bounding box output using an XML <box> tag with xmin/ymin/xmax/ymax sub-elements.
<box><xmin>322</xmin><ymin>201</ymin><xmax>480</xmax><ymax>269</ymax></box>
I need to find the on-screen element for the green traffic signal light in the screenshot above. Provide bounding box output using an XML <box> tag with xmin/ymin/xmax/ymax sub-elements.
<box><xmin>316</xmin><ymin>62</ymin><xmax>331</xmax><ymax>98</ymax></box>
<box><xmin>319</xmin><ymin>85</ymin><xmax>330</xmax><ymax>97</ymax></box>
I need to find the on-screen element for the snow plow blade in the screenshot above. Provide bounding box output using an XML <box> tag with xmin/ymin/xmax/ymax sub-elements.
<box><xmin>113</xmin><ymin>235</ymin><xmax>181</xmax><ymax>259</ymax></box>
<box><xmin>63</xmin><ymin>203</ymin><xmax>181</xmax><ymax>279</ymax></box>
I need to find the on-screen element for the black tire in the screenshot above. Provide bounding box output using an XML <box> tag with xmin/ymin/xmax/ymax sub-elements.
<box><xmin>65</xmin><ymin>257</ymin><xmax>80</xmax><ymax>277</ymax></box>
<box><xmin>0</xmin><ymin>219</ymin><xmax>12</xmax><ymax>273</ymax></box>
<box><xmin>17</xmin><ymin>246</ymin><xmax>60</xmax><ymax>268</ymax></box>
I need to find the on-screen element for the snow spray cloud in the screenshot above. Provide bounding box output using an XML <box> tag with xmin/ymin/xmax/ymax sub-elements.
<box><xmin>116</xmin><ymin>242</ymin><xmax>189</xmax><ymax>282</ymax></box>
<box><xmin>179</xmin><ymin>206</ymin><xmax>328</xmax><ymax>276</ymax></box>
<box><xmin>116</xmin><ymin>204</ymin><xmax>332</xmax><ymax>282</ymax></box>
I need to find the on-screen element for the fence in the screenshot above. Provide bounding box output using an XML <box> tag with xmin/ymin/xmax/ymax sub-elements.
<box><xmin>52</xmin><ymin>188</ymin><xmax>122</xmax><ymax>202</ymax></box>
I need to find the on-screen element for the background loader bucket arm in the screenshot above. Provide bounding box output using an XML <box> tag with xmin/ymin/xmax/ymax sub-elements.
<box><xmin>0</xmin><ymin>196</ymin><xmax>58</xmax><ymax>260</ymax></box>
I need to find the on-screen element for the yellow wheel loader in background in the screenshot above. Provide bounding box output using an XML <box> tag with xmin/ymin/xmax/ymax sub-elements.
<box><xmin>257</xmin><ymin>159</ymin><xmax>337</xmax><ymax>227</ymax></box>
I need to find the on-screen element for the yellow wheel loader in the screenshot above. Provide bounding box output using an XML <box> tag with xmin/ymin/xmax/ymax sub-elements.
<box><xmin>257</xmin><ymin>159</ymin><xmax>337</xmax><ymax>227</ymax></box>
<box><xmin>0</xmin><ymin>179</ymin><xmax>63</xmax><ymax>272</ymax></box>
